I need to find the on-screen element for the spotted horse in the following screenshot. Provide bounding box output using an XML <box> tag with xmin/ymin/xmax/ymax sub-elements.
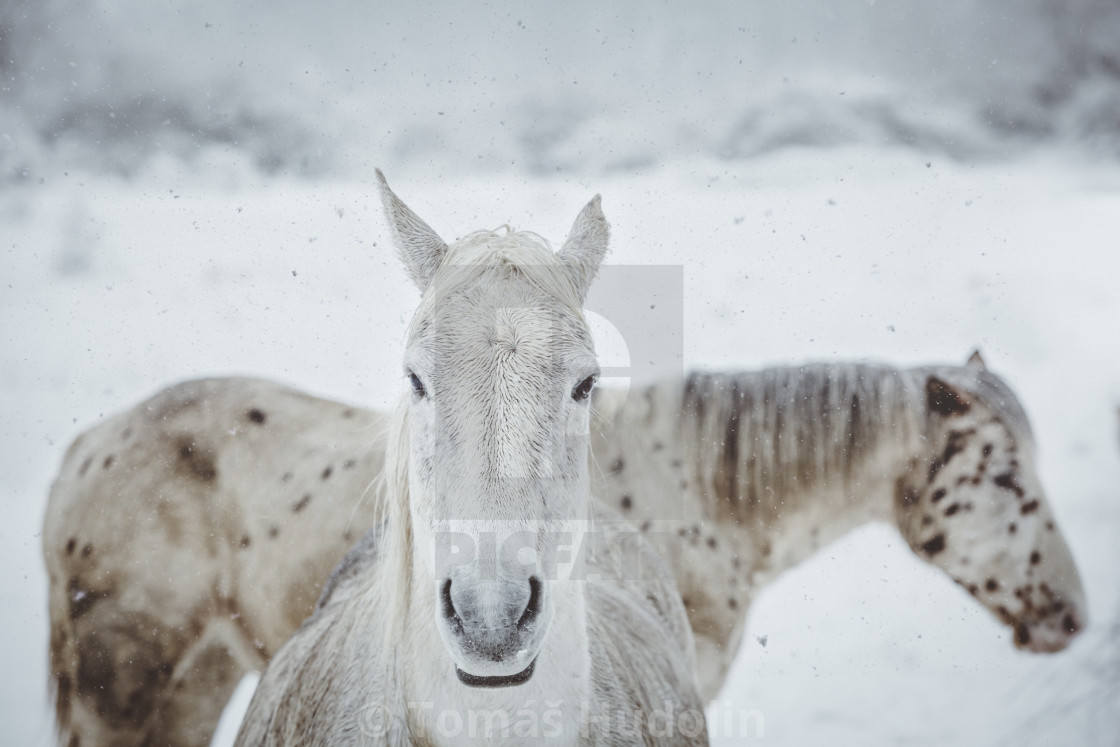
<box><xmin>46</xmin><ymin>361</ymin><xmax>1086</xmax><ymax>740</ymax></box>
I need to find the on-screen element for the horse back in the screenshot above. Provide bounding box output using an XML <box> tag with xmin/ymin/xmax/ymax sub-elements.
<box><xmin>43</xmin><ymin>377</ymin><xmax>389</xmax><ymax>741</ymax></box>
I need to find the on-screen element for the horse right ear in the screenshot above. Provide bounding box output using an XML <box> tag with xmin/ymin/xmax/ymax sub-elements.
<box><xmin>966</xmin><ymin>350</ymin><xmax>988</xmax><ymax>370</ymax></box>
<box><xmin>376</xmin><ymin>169</ymin><xmax>447</xmax><ymax>294</ymax></box>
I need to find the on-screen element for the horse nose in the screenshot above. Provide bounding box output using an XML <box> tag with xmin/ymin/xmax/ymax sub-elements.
<box><xmin>440</xmin><ymin>576</ymin><xmax>543</xmax><ymax>660</ymax></box>
<box><xmin>441</xmin><ymin>577</ymin><xmax>542</xmax><ymax>634</ymax></box>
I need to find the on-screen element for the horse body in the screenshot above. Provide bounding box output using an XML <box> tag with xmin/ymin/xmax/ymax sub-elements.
<box><xmin>592</xmin><ymin>360</ymin><xmax>1086</xmax><ymax>692</ymax></box>
<box><xmin>588</xmin><ymin>365</ymin><xmax>919</xmax><ymax>692</ymax></box>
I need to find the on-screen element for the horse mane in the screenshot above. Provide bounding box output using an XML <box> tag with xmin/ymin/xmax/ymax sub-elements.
<box><xmin>408</xmin><ymin>227</ymin><xmax>588</xmax><ymax>339</ymax></box>
<box><xmin>681</xmin><ymin>363</ymin><xmax>927</xmax><ymax>520</ymax></box>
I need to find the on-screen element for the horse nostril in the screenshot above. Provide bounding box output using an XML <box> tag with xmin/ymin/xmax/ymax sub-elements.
<box><xmin>517</xmin><ymin>576</ymin><xmax>542</xmax><ymax>631</ymax></box>
<box><xmin>440</xmin><ymin>578</ymin><xmax>457</xmax><ymax>621</ymax></box>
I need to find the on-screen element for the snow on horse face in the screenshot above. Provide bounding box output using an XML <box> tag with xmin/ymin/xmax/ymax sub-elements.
<box><xmin>382</xmin><ymin>171</ymin><xmax>605</xmax><ymax>685</ymax></box>
<box><xmin>895</xmin><ymin>359</ymin><xmax>1086</xmax><ymax>652</ymax></box>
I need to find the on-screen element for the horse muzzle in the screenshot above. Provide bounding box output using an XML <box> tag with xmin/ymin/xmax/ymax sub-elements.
<box><xmin>437</xmin><ymin>574</ymin><xmax>551</xmax><ymax>687</ymax></box>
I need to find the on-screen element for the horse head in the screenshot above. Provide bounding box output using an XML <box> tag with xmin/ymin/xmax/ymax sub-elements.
<box><xmin>378</xmin><ymin>171</ymin><xmax>608</xmax><ymax>687</ymax></box>
<box><xmin>897</xmin><ymin>354</ymin><xmax>1087</xmax><ymax>652</ymax></box>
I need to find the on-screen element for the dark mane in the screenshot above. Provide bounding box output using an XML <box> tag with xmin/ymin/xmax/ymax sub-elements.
<box><xmin>680</xmin><ymin>363</ymin><xmax>925</xmax><ymax>520</ymax></box>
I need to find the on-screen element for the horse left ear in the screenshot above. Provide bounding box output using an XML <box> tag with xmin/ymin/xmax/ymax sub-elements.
<box><xmin>927</xmin><ymin>376</ymin><xmax>972</xmax><ymax>416</ymax></box>
<box><xmin>376</xmin><ymin>169</ymin><xmax>448</xmax><ymax>294</ymax></box>
<box><xmin>557</xmin><ymin>195</ymin><xmax>610</xmax><ymax>302</ymax></box>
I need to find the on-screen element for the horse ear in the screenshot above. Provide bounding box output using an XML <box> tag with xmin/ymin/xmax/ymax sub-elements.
<box><xmin>376</xmin><ymin>169</ymin><xmax>447</xmax><ymax>294</ymax></box>
<box><xmin>966</xmin><ymin>349</ymin><xmax>988</xmax><ymax>370</ymax></box>
<box><xmin>557</xmin><ymin>195</ymin><xmax>610</xmax><ymax>302</ymax></box>
<box><xmin>927</xmin><ymin>376</ymin><xmax>972</xmax><ymax>416</ymax></box>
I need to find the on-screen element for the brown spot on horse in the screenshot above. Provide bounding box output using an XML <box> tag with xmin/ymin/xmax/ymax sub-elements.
<box><xmin>175</xmin><ymin>438</ymin><xmax>218</xmax><ymax>483</ymax></box>
<box><xmin>994</xmin><ymin>471</ymin><xmax>1025</xmax><ymax>497</ymax></box>
<box><xmin>74</xmin><ymin>616</ymin><xmax>181</xmax><ymax>732</ymax></box>
<box><xmin>920</xmin><ymin>534</ymin><xmax>946</xmax><ymax>556</ymax></box>
<box><xmin>69</xmin><ymin>585</ymin><xmax>113</xmax><ymax>621</ymax></box>
<box><xmin>928</xmin><ymin>429</ymin><xmax>973</xmax><ymax>482</ymax></box>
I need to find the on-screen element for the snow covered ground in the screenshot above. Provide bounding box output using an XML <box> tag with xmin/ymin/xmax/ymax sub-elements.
<box><xmin>3</xmin><ymin>2</ymin><xmax>1120</xmax><ymax>745</ymax></box>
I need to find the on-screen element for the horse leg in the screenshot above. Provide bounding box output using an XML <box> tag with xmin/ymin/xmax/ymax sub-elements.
<box><xmin>665</xmin><ymin>523</ymin><xmax>754</xmax><ymax>700</ymax></box>
<box><xmin>685</xmin><ymin>595</ymin><xmax>749</xmax><ymax>701</ymax></box>
<box><xmin>144</xmin><ymin>617</ymin><xmax>260</xmax><ymax>747</ymax></box>
<box><xmin>690</xmin><ymin>614</ymin><xmax>747</xmax><ymax>701</ymax></box>
<box><xmin>60</xmin><ymin>604</ymin><xmax>198</xmax><ymax>747</ymax></box>
<box><xmin>50</xmin><ymin>546</ymin><xmax>248</xmax><ymax>747</ymax></box>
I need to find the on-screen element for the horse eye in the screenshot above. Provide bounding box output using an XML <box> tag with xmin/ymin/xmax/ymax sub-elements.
<box><xmin>408</xmin><ymin>372</ymin><xmax>427</xmax><ymax>398</ymax></box>
<box><xmin>571</xmin><ymin>375</ymin><xmax>596</xmax><ymax>403</ymax></box>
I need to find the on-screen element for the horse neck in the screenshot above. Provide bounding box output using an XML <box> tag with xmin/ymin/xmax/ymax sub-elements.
<box><xmin>593</xmin><ymin>365</ymin><xmax>929</xmax><ymax>578</ymax></box>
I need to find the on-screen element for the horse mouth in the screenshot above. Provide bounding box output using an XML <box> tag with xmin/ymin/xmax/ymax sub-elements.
<box><xmin>455</xmin><ymin>657</ymin><xmax>536</xmax><ymax>688</ymax></box>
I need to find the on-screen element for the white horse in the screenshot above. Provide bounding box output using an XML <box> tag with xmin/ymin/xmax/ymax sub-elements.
<box><xmin>229</xmin><ymin>173</ymin><xmax>706</xmax><ymax>744</ymax></box>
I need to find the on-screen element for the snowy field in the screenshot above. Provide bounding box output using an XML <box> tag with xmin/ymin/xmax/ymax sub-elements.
<box><xmin>3</xmin><ymin>2</ymin><xmax>1120</xmax><ymax>745</ymax></box>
